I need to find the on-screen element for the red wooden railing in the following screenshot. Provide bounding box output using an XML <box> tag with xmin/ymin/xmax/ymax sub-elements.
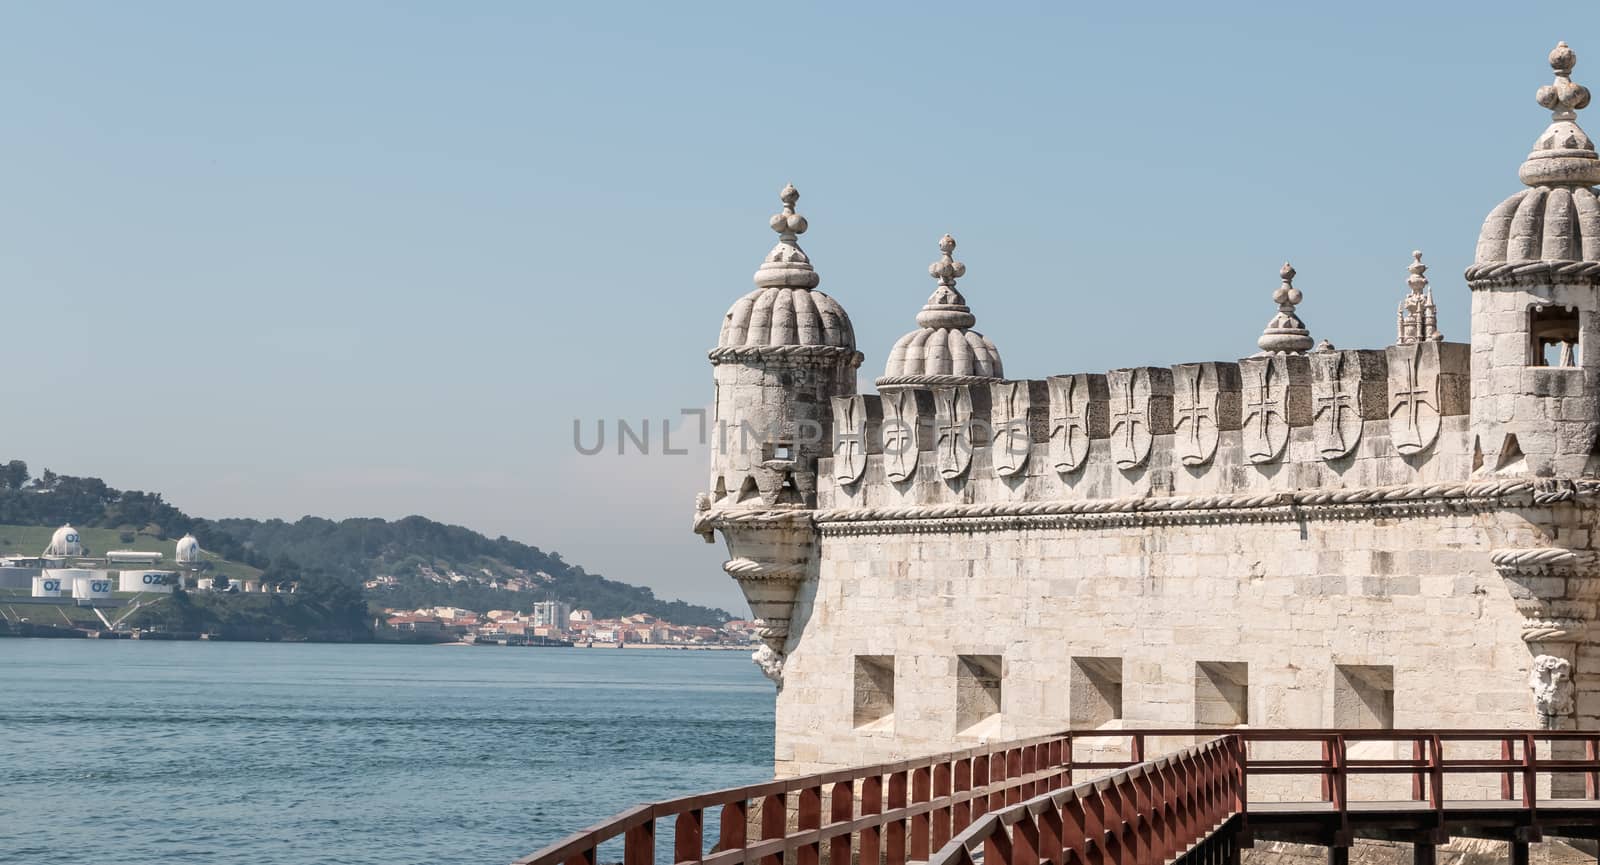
<box><xmin>931</xmin><ymin>737</ymin><xmax>1244</xmax><ymax>865</ymax></box>
<box><xmin>512</xmin><ymin>729</ymin><xmax>1600</xmax><ymax>865</ymax></box>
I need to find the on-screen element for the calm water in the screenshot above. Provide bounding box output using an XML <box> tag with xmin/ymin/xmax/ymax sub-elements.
<box><xmin>0</xmin><ymin>640</ymin><xmax>774</xmax><ymax>865</ymax></box>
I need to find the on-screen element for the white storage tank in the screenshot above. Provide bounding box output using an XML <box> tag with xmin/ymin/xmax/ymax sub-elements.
<box><xmin>68</xmin><ymin>571</ymin><xmax>113</xmax><ymax>600</ymax></box>
<box><xmin>46</xmin><ymin>568</ymin><xmax>92</xmax><ymax>597</ymax></box>
<box><xmin>31</xmin><ymin>575</ymin><xmax>63</xmax><ymax>597</ymax></box>
<box><xmin>119</xmin><ymin>570</ymin><xmax>176</xmax><ymax>593</ymax></box>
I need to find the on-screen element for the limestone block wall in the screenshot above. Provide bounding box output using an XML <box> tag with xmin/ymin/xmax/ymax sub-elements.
<box><xmin>769</xmin><ymin>501</ymin><xmax>1600</xmax><ymax>790</ymax></box>
<box><xmin>709</xmin><ymin>353</ymin><xmax>857</xmax><ymax>508</ymax></box>
<box><xmin>1468</xmin><ymin>278</ymin><xmax>1600</xmax><ymax>477</ymax></box>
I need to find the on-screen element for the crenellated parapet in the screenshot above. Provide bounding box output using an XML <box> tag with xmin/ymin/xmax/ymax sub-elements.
<box><xmin>820</xmin><ymin>340</ymin><xmax>1476</xmax><ymax>510</ymax></box>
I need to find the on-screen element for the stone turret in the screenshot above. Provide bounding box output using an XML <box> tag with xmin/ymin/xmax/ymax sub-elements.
<box><xmin>708</xmin><ymin>184</ymin><xmax>862</xmax><ymax>508</ymax></box>
<box><xmin>1468</xmin><ymin>42</ymin><xmax>1600</xmax><ymax>477</ymax></box>
<box><xmin>879</xmin><ymin>234</ymin><xmax>1003</xmax><ymax>390</ymax></box>
<box><xmin>701</xmin><ymin>184</ymin><xmax>862</xmax><ymax>686</ymax></box>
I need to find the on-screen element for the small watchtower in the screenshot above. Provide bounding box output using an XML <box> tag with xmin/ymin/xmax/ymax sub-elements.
<box><xmin>1469</xmin><ymin>42</ymin><xmax>1600</xmax><ymax>477</ymax></box>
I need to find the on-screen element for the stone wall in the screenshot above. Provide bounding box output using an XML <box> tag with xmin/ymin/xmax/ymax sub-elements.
<box><xmin>767</xmin><ymin>498</ymin><xmax>1595</xmax><ymax>786</ymax></box>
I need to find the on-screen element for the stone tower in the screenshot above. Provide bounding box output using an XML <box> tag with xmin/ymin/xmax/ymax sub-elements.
<box><xmin>700</xmin><ymin>184</ymin><xmax>861</xmax><ymax>683</ymax></box>
<box><xmin>1470</xmin><ymin>42</ymin><xmax>1600</xmax><ymax>477</ymax></box>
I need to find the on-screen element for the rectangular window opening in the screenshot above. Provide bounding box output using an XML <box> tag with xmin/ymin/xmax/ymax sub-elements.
<box><xmin>1069</xmin><ymin>656</ymin><xmax>1123</xmax><ymax>729</ymax></box>
<box><xmin>1334</xmin><ymin>664</ymin><xmax>1395</xmax><ymax>729</ymax></box>
<box><xmin>1195</xmin><ymin>661</ymin><xmax>1249</xmax><ymax>728</ymax></box>
<box><xmin>853</xmin><ymin>655</ymin><xmax>896</xmax><ymax>731</ymax></box>
<box><xmin>956</xmin><ymin>654</ymin><xmax>1003</xmax><ymax>737</ymax></box>
<box><xmin>1530</xmin><ymin>304</ymin><xmax>1581</xmax><ymax>367</ymax></box>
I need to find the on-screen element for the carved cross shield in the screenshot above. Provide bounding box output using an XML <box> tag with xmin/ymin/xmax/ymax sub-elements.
<box><xmin>1107</xmin><ymin>368</ymin><xmax>1155</xmax><ymax>469</ymax></box>
<box><xmin>989</xmin><ymin>381</ymin><xmax>1042</xmax><ymax>478</ymax></box>
<box><xmin>1177</xmin><ymin>362</ymin><xmax>1222</xmax><ymax>466</ymax></box>
<box><xmin>933</xmin><ymin>386</ymin><xmax>976</xmax><ymax>479</ymax></box>
<box><xmin>830</xmin><ymin>395</ymin><xmax>868</xmax><ymax>486</ymax></box>
<box><xmin>1047</xmin><ymin>374</ymin><xmax>1106</xmax><ymax>473</ymax></box>
<box><xmin>880</xmin><ymin>389</ymin><xmax>921</xmax><ymax>483</ymax></box>
<box><xmin>1387</xmin><ymin>342</ymin><xmax>1441</xmax><ymax>455</ymax></box>
<box><xmin>1240</xmin><ymin>357</ymin><xmax>1291</xmax><ymax>464</ymax></box>
<box><xmin>1311</xmin><ymin>351</ymin><xmax>1365</xmax><ymax>460</ymax></box>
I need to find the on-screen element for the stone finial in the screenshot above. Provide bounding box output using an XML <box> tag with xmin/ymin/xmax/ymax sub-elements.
<box><xmin>753</xmin><ymin>183</ymin><xmax>820</xmax><ymax>289</ymax></box>
<box><xmin>1522</xmin><ymin>42</ymin><xmax>1600</xmax><ymax>187</ymax></box>
<box><xmin>916</xmin><ymin>233</ymin><xmax>978</xmax><ymax>329</ymax></box>
<box><xmin>1256</xmin><ymin>262</ymin><xmax>1314</xmax><ymax>355</ymax></box>
<box><xmin>1397</xmin><ymin>250</ymin><xmax>1442</xmax><ymax>344</ymax></box>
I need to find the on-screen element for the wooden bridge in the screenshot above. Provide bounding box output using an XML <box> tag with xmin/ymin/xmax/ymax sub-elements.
<box><xmin>512</xmin><ymin>730</ymin><xmax>1600</xmax><ymax>865</ymax></box>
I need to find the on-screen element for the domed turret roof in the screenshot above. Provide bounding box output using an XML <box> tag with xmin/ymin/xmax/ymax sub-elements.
<box><xmin>1473</xmin><ymin>42</ymin><xmax>1600</xmax><ymax>274</ymax></box>
<box><xmin>879</xmin><ymin>234</ymin><xmax>1003</xmax><ymax>388</ymax></box>
<box><xmin>175</xmin><ymin>534</ymin><xmax>201</xmax><ymax>564</ymax></box>
<box><xmin>714</xmin><ymin>185</ymin><xmax>858</xmax><ymax>354</ymax></box>
<box><xmin>45</xmin><ymin>524</ymin><xmax>82</xmax><ymax>557</ymax></box>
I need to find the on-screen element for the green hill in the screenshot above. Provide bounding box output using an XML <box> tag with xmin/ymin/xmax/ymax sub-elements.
<box><xmin>0</xmin><ymin>460</ymin><xmax>732</xmax><ymax>631</ymax></box>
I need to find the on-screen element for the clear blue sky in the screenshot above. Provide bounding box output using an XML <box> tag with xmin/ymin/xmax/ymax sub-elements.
<box><xmin>0</xmin><ymin>2</ymin><xmax>1594</xmax><ymax>611</ymax></box>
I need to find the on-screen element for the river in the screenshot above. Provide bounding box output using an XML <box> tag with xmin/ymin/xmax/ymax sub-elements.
<box><xmin>0</xmin><ymin>640</ymin><xmax>774</xmax><ymax>865</ymax></box>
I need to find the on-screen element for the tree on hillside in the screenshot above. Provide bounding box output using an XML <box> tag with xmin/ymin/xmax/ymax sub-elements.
<box><xmin>0</xmin><ymin>461</ymin><xmax>29</xmax><ymax>490</ymax></box>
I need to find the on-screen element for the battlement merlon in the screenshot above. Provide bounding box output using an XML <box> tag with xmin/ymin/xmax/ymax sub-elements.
<box><xmin>818</xmin><ymin>341</ymin><xmax>1474</xmax><ymax>510</ymax></box>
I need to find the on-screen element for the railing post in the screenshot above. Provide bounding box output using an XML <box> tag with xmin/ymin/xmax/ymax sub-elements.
<box><xmin>911</xmin><ymin>766</ymin><xmax>932</xmax><ymax>861</ymax></box>
<box><xmin>1588</xmin><ymin>736</ymin><xmax>1600</xmax><ymax>801</ymax></box>
<box><xmin>972</xmin><ymin>755</ymin><xmax>990</xmax><ymax>820</ymax></box>
<box><xmin>761</xmin><ymin>793</ymin><xmax>785</xmax><ymax>865</ymax></box>
<box><xmin>886</xmin><ymin>771</ymin><xmax>908</xmax><ymax>865</ymax></box>
<box><xmin>953</xmin><ymin>758</ymin><xmax>973</xmax><ymax>833</ymax></box>
<box><xmin>1501</xmin><ymin>737</ymin><xmax>1516</xmax><ymax>801</ymax></box>
<box><xmin>1063</xmin><ymin>796</ymin><xmax>1089</xmax><ymax>865</ymax></box>
<box><xmin>718</xmin><ymin>800</ymin><xmax>747</xmax><ymax>858</ymax></box>
<box><xmin>1133</xmin><ymin>769</ymin><xmax>1155</xmax><ymax>865</ymax></box>
<box><xmin>625</xmin><ymin>820</ymin><xmax>656</xmax><ymax>865</ymax></box>
<box><xmin>860</xmin><ymin>776</ymin><xmax>883</xmax><ymax>865</ymax></box>
<box><xmin>1039</xmin><ymin>799</ymin><xmax>1064</xmax><ymax>865</ymax></box>
<box><xmin>932</xmin><ymin>761</ymin><xmax>954</xmax><ymax>851</ymax></box>
<box><xmin>797</xmin><ymin>786</ymin><xmax>821</xmax><ymax>865</ymax></box>
<box><xmin>829</xmin><ymin>781</ymin><xmax>853</xmax><ymax>865</ymax></box>
<box><xmin>1410</xmin><ymin>738</ymin><xmax>1424</xmax><ymax>801</ymax></box>
<box><xmin>1521</xmin><ymin>732</ymin><xmax>1540</xmax><ymax>837</ymax></box>
<box><xmin>1012</xmin><ymin>809</ymin><xmax>1041</xmax><ymax>865</ymax></box>
<box><xmin>674</xmin><ymin>808</ymin><xmax>704</xmax><ymax>865</ymax></box>
<box><xmin>1007</xmin><ymin>749</ymin><xmax>1026</xmax><ymax>806</ymax></box>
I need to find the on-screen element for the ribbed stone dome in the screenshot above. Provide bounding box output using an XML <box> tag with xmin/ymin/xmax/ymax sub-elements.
<box><xmin>713</xmin><ymin>184</ymin><xmax>858</xmax><ymax>354</ymax></box>
<box><xmin>1474</xmin><ymin>42</ymin><xmax>1600</xmax><ymax>269</ymax></box>
<box><xmin>878</xmin><ymin>234</ymin><xmax>1004</xmax><ymax>387</ymax></box>
<box><xmin>718</xmin><ymin>286</ymin><xmax>855</xmax><ymax>349</ymax></box>
<box><xmin>883</xmin><ymin>327</ymin><xmax>1002</xmax><ymax>378</ymax></box>
<box><xmin>1475</xmin><ymin>186</ymin><xmax>1600</xmax><ymax>265</ymax></box>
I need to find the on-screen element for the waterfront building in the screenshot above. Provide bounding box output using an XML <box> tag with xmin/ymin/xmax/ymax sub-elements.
<box><xmin>531</xmin><ymin>600</ymin><xmax>572</xmax><ymax>630</ymax></box>
<box><xmin>693</xmin><ymin>43</ymin><xmax>1600</xmax><ymax>775</ymax></box>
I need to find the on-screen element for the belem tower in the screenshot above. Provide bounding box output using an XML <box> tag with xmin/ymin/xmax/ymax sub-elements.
<box><xmin>694</xmin><ymin>42</ymin><xmax>1600</xmax><ymax>777</ymax></box>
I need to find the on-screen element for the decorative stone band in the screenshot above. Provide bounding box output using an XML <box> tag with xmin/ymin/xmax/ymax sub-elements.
<box><xmin>1489</xmin><ymin>547</ymin><xmax>1600</xmax><ymax>645</ymax></box>
<box><xmin>875</xmin><ymin>373</ymin><xmax>1005</xmax><ymax>390</ymax></box>
<box><xmin>692</xmin><ymin>507</ymin><xmax>813</xmax><ymax>538</ymax></box>
<box><xmin>706</xmin><ymin>344</ymin><xmax>864</xmax><ymax>367</ymax></box>
<box><xmin>1464</xmin><ymin>259</ymin><xmax>1600</xmax><ymax>287</ymax></box>
<box><xmin>810</xmin><ymin>477</ymin><xmax>1599</xmax><ymax>535</ymax></box>
<box><xmin>1488</xmin><ymin>546</ymin><xmax>1600</xmax><ymax>576</ymax></box>
<box><xmin>721</xmin><ymin>557</ymin><xmax>807</xmax><ymax>583</ymax></box>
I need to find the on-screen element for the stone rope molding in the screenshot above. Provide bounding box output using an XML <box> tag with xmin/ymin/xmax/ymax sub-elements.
<box><xmin>875</xmin><ymin>374</ymin><xmax>1005</xmax><ymax>389</ymax></box>
<box><xmin>1488</xmin><ymin>547</ymin><xmax>1599</xmax><ymax>572</ymax></box>
<box><xmin>696</xmin><ymin>477</ymin><xmax>1600</xmax><ymax>537</ymax></box>
<box><xmin>706</xmin><ymin>344</ymin><xmax>864</xmax><ymax>366</ymax></box>
<box><xmin>721</xmin><ymin>558</ymin><xmax>807</xmax><ymax>582</ymax></box>
<box><xmin>1464</xmin><ymin>259</ymin><xmax>1600</xmax><ymax>284</ymax></box>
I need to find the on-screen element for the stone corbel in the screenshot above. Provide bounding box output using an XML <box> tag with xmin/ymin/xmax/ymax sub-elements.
<box><xmin>1489</xmin><ymin>547</ymin><xmax>1599</xmax><ymax>728</ymax></box>
<box><xmin>695</xmin><ymin>501</ymin><xmax>818</xmax><ymax>690</ymax></box>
